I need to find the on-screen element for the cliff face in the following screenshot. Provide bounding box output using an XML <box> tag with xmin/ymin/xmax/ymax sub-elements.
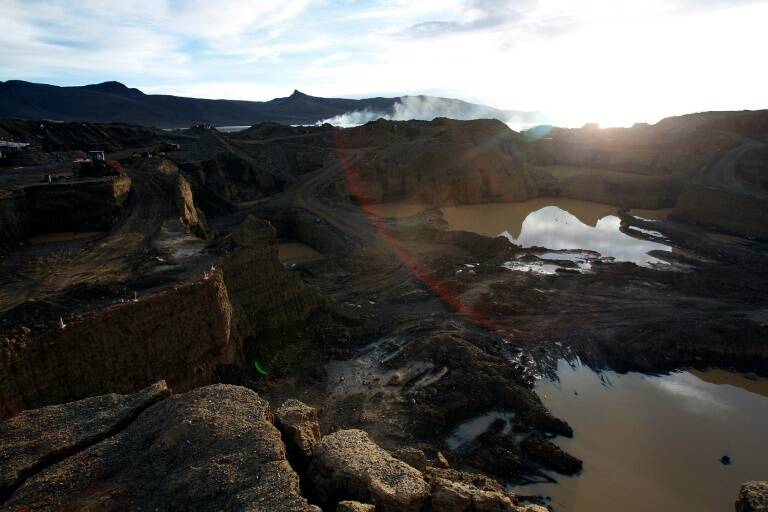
<box><xmin>219</xmin><ymin>216</ymin><xmax>325</xmax><ymax>341</ymax></box>
<box><xmin>0</xmin><ymin>214</ymin><xmax>324</xmax><ymax>420</ymax></box>
<box><xmin>25</xmin><ymin>176</ymin><xmax>132</xmax><ymax>235</ymax></box>
<box><xmin>0</xmin><ymin>177</ymin><xmax>131</xmax><ymax>247</ymax></box>
<box><xmin>0</xmin><ymin>273</ymin><xmax>234</xmax><ymax>419</ymax></box>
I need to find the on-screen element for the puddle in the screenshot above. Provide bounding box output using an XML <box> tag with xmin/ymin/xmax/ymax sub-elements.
<box><xmin>278</xmin><ymin>242</ymin><xmax>322</xmax><ymax>264</ymax></box>
<box><xmin>440</xmin><ymin>199</ymin><xmax>671</xmax><ymax>266</ymax></box>
<box><xmin>515</xmin><ymin>359</ymin><xmax>768</xmax><ymax>512</ymax></box>
<box><xmin>446</xmin><ymin>411</ymin><xmax>516</xmax><ymax>451</ymax></box>
<box><xmin>28</xmin><ymin>231</ymin><xmax>104</xmax><ymax>244</ymax></box>
<box><xmin>363</xmin><ymin>198</ymin><xmax>674</xmax><ymax>265</ymax></box>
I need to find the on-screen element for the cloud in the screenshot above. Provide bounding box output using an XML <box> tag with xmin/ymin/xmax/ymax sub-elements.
<box><xmin>1</xmin><ymin>0</ymin><xmax>766</xmax><ymax>128</ymax></box>
<box><xmin>0</xmin><ymin>0</ymin><xmax>318</xmax><ymax>82</ymax></box>
<box><xmin>318</xmin><ymin>95</ymin><xmax>540</xmax><ymax>129</ymax></box>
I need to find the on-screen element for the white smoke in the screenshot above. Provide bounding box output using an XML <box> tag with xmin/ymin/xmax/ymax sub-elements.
<box><xmin>318</xmin><ymin>96</ymin><xmax>541</xmax><ymax>131</ymax></box>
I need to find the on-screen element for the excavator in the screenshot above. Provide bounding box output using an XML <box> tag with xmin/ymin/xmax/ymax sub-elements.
<box><xmin>72</xmin><ymin>150</ymin><xmax>124</xmax><ymax>178</ymax></box>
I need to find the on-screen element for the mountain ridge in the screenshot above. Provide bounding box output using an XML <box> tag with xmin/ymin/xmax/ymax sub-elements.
<box><xmin>0</xmin><ymin>80</ymin><xmax>533</xmax><ymax>128</ymax></box>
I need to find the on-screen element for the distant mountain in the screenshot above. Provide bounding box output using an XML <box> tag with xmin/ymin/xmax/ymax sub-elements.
<box><xmin>0</xmin><ymin>80</ymin><xmax>534</xmax><ymax>128</ymax></box>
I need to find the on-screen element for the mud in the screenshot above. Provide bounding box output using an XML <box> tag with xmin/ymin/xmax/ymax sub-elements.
<box><xmin>0</xmin><ymin>115</ymin><xmax>767</xmax><ymax>508</ymax></box>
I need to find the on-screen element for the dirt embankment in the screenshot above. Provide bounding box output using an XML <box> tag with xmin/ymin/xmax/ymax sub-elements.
<box><xmin>674</xmin><ymin>183</ymin><xmax>768</xmax><ymax>238</ymax></box>
<box><xmin>334</xmin><ymin>118</ymin><xmax>531</xmax><ymax>205</ymax></box>
<box><xmin>0</xmin><ymin>273</ymin><xmax>234</xmax><ymax>419</ymax></box>
<box><xmin>0</xmin><ymin>212</ymin><xmax>324</xmax><ymax>420</ymax></box>
<box><xmin>0</xmin><ymin>176</ymin><xmax>131</xmax><ymax>247</ymax></box>
<box><xmin>525</xmin><ymin>110</ymin><xmax>768</xmax><ymax>214</ymax></box>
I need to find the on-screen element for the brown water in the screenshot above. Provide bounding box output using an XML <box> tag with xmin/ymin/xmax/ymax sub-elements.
<box><xmin>278</xmin><ymin>242</ymin><xmax>322</xmax><ymax>263</ymax></box>
<box><xmin>363</xmin><ymin>199</ymin><xmax>671</xmax><ymax>266</ymax></box>
<box><xmin>515</xmin><ymin>360</ymin><xmax>768</xmax><ymax>512</ymax></box>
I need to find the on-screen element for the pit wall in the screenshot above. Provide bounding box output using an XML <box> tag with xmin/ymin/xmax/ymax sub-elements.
<box><xmin>673</xmin><ymin>183</ymin><xmax>768</xmax><ymax>239</ymax></box>
<box><xmin>526</xmin><ymin>166</ymin><xmax>682</xmax><ymax>209</ymax></box>
<box><xmin>0</xmin><ymin>190</ymin><xmax>26</xmax><ymax>247</ymax></box>
<box><xmin>0</xmin><ymin>176</ymin><xmax>132</xmax><ymax>246</ymax></box>
<box><xmin>0</xmin><ymin>273</ymin><xmax>234</xmax><ymax>419</ymax></box>
<box><xmin>219</xmin><ymin>216</ymin><xmax>325</xmax><ymax>341</ymax></box>
<box><xmin>0</xmin><ymin>216</ymin><xmax>324</xmax><ymax>420</ymax></box>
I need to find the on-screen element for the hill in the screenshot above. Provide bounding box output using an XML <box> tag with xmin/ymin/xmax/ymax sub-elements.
<box><xmin>0</xmin><ymin>80</ymin><xmax>532</xmax><ymax>128</ymax></box>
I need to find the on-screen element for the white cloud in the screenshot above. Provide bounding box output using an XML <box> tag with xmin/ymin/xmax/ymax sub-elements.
<box><xmin>1</xmin><ymin>0</ymin><xmax>766</xmax><ymax>127</ymax></box>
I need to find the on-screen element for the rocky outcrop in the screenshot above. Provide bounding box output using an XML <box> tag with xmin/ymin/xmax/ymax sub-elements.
<box><xmin>337</xmin><ymin>501</ymin><xmax>376</xmax><ymax>512</ymax></box>
<box><xmin>276</xmin><ymin>399</ymin><xmax>321</xmax><ymax>468</ymax></box>
<box><xmin>308</xmin><ymin>429</ymin><xmax>431</xmax><ymax>512</ymax></box>
<box><xmin>0</xmin><ymin>273</ymin><xmax>234</xmax><ymax>419</ymax></box>
<box><xmin>736</xmin><ymin>481</ymin><xmax>768</xmax><ymax>512</ymax></box>
<box><xmin>426</xmin><ymin>467</ymin><xmax>546</xmax><ymax>512</ymax></box>
<box><xmin>0</xmin><ymin>381</ymin><xmax>170</xmax><ymax>501</ymax></box>
<box><xmin>2</xmin><ymin>384</ymin><xmax>320</xmax><ymax>512</ymax></box>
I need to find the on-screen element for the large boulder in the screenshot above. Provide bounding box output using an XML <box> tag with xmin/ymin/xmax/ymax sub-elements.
<box><xmin>275</xmin><ymin>399</ymin><xmax>321</xmax><ymax>467</ymax></box>
<box><xmin>426</xmin><ymin>467</ymin><xmax>544</xmax><ymax>512</ymax></box>
<box><xmin>391</xmin><ymin>447</ymin><xmax>428</xmax><ymax>472</ymax></box>
<box><xmin>2</xmin><ymin>384</ymin><xmax>320</xmax><ymax>512</ymax></box>
<box><xmin>308</xmin><ymin>429</ymin><xmax>430</xmax><ymax>512</ymax></box>
<box><xmin>737</xmin><ymin>481</ymin><xmax>768</xmax><ymax>512</ymax></box>
<box><xmin>337</xmin><ymin>501</ymin><xmax>375</xmax><ymax>512</ymax></box>
<box><xmin>0</xmin><ymin>381</ymin><xmax>170</xmax><ymax>501</ymax></box>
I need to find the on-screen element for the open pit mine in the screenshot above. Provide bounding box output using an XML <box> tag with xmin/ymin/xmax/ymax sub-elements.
<box><xmin>1</xmin><ymin>112</ymin><xmax>767</xmax><ymax>512</ymax></box>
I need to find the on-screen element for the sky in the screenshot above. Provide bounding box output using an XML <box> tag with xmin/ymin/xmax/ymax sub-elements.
<box><xmin>1</xmin><ymin>0</ymin><xmax>767</xmax><ymax>127</ymax></box>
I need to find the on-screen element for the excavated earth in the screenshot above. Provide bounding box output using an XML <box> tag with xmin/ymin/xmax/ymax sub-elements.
<box><xmin>1</xmin><ymin>113</ymin><xmax>767</xmax><ymax>510</ymax></box>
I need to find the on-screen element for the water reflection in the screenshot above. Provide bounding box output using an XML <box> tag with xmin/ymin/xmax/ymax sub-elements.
<box><xmin>505</xmin><ymin>207</ymin><xmax>669</xmax><ymax>266</ymax></box>
<box><xmin>516</xmin><ymin>360</ymin><xmax>768</xmax><ymax>512</ymax></box>
<box><xmin>441</xmin><ymin>199</ymin><xmax>671</xmax><ymax>266</ymax></box>
<box><xmin>364</xmin><ymin>198</ymin><xmax>672</xmax><ymax>266</ymax></box>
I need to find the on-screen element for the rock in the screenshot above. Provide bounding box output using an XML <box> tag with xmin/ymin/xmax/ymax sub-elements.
<box><xmin>337</xmin><ymin>501</ymin><xmax>375</xmax><ymax>512</ymax></box>
<box><xmin>432</xmin><ymin>451</ymin><xmax>451</xmax><ymax>469</ymax></box>
<box><xmin>392</xmin><ymin>447</ymin><xmax>427</xmax><ymax>472</ymax></box>
<box><xmin>275</xmin><ymin>399</ymin><xmax>321</xmax><ymax>467</ymax></box>
<box><xmin>386</xmin><ymin>373</ymin><xmax>401</xmax><ymax>386</ymax></box>
<box><xmin>0</xmin><ymin>381</ymin><xmax>170</xmax><ymax>501</ymax></box>
<box><xmin>3</xmin><ymin>384</ymin><xmax>320</xmax><ymax>512</ymax></box>
<box><xmin>736</xmin><ymin>481</ymin><xmax>768</xmax><ymax>512</ymax></box>
<box><xmin>308</xmin><ymin>429</ymin><xmax>430</xmax><ymax>512</ymax></box>
<box><xmin>425</xmin><ymin>467</ymin><xmax>540</xmax><ymax>512</ymax></box>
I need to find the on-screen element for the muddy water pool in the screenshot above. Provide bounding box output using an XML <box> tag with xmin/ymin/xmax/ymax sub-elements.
<box><xmin>514</xmin><ymin>360</ymin><xmax>768</xmax><ymax>512</ymax></box>
<box><xmin>278</xmin><ymin>242</ymin><xmax>322</xmax><ymax>264</ymax></box>
<box><xmin>364</xmin><ymin>198</ymin><xmax>671</xmax><ymax>266</ymax></box>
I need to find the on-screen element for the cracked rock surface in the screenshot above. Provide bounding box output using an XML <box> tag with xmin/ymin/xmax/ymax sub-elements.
<box><xmin>2</xmin><ymin>384</ymin><xmax>319</xmax><ymax>512</ymax></box>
